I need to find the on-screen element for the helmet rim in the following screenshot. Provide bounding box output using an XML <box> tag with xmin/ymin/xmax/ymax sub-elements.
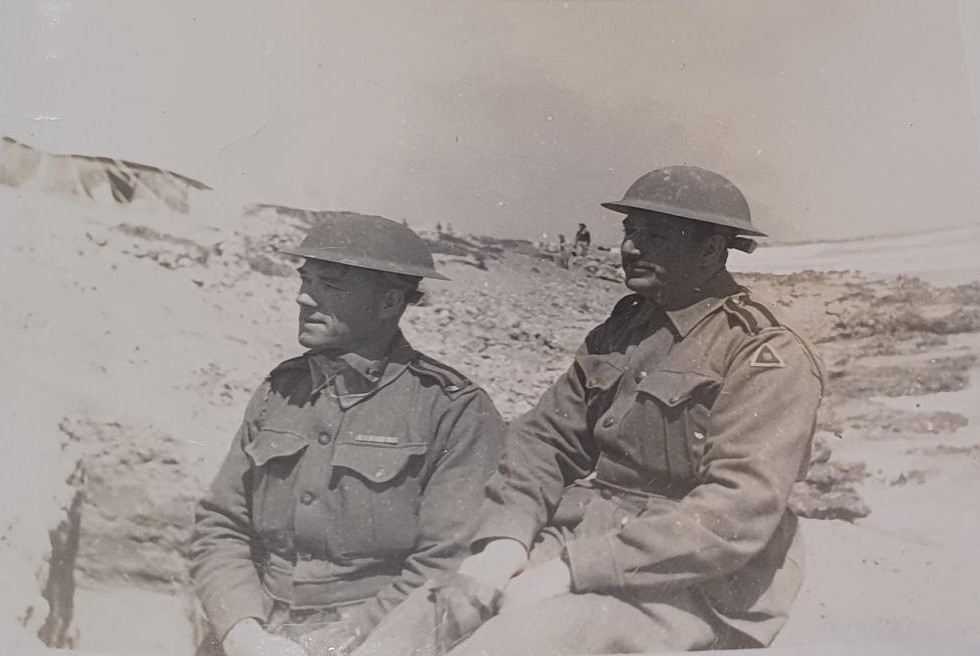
<box><xmin>601</xmin><ymin>166</ymin><xmax>768</xmax><ymax>238</ymax></box>
<box><xmin>277</xmin><ymin>211</ymin><xmax>449</xmax><ymax>281</ymax></box>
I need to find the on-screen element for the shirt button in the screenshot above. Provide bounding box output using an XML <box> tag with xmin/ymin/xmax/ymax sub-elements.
<box><xmin>619</xmin><ymin>517</ymin><xmax>630</xmax><ymax>528</ymax></box>
<box><xmin>634</xmin><ymin>371</ymin><xmax>647</xmax><ymax>383</ymax></box>
<box><xmin>600</xmin><ymin>488</ymin><xmax>613</xmax><ymax>500</ymax></box>
<box><xmin>318</xmin><ymin>432</ymin><xmax>331</xmax><ymax>445</ymax></box>
<box><xmin>300</xmin><ymin>491</ymin><xmax>315</xmax><ymax>505</ymax></box>
<box><xmin>602</xmin><ymin>416</ymin><xmax>617</xmax><ymax>428</ymax></box>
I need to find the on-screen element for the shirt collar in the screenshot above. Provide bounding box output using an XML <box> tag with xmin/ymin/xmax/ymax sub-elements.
<box><xmin>662</xmin><ymin>270</ymin><xmax>741</xmax><ymax>338</ymax></box>
<box><xmin>306</xmin><ymin>332</ymin><xmax>415</xmax><ymax>407</ymax></box>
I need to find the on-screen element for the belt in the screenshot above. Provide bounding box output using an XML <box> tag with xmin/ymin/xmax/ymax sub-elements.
<box><xmin>591</xmin><ymin>477</ymin><xmax>693</xmax><ymax>501</ymax></box>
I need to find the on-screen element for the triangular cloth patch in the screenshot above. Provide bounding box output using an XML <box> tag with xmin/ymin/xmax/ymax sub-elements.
<box><xmin>749</xmin><ymin>343</ymin><xmax>786</xmax><ymax>368</ymax></box>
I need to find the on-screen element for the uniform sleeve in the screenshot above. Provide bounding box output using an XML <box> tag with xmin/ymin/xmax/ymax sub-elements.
<box><xmin>564</xmin><ymin>329</ymin><xmax>824</xmax><ymax>594</ymax></box>
<box><xmin>189</xmin><ymin>382</ymin><xmax>271</xmax><ymax>640</ymax></box>
<box><xmin>339</xmin><ymin>389</ymin><xmax>507</xmax><ymax>642</ymax></box>
<box><xmin>470</xmin><ymin>349</ymin><xmax>600</xmax><ymax>551</ymax></box>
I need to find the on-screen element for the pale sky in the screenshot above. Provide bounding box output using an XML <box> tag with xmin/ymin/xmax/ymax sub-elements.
<box><xmin>1</xmin><ymin>0</ymin><xmax>978</xmax><ymax>245</ymax></box>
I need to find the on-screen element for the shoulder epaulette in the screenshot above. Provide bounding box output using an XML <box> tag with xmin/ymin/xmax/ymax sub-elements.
<box><xmin>408</xmin><ymin>353</ymin><xmax>473</xmax><ymax>396</ymax></box>
<box><xmin>723</xmin><ymin>291</ymin><xmax>783</xmax><ymax>335</ymax></box>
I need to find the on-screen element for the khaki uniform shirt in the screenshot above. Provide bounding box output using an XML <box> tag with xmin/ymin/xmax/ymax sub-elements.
<box><xmin>474</xmin><ymin>272</ymin><xmax>825</xmax><ymax>646</ymax></box>
<box><xmin>191</xmin><ymin>334</ymin><xmax>506</xmax><ymax>642</ymax></box>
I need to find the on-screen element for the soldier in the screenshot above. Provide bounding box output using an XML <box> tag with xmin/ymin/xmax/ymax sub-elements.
<box><xmin>556</xmin><ymin>234</ymin><xmax>571</xmax><ymax>269</ymax></box>
<box><xmin>354</xmin><ymin>166</ymin><xmax>825</xmax><ymax>655</ymax></box>
<box><xmin>190</xmin><ymin>214</ymin><xmax>506</xmax><ymax>656</ymax></box>
<box><xmin>573</xmin><ymin>222</ymin><xmax>591</xmax><ymax>257</ymax></box>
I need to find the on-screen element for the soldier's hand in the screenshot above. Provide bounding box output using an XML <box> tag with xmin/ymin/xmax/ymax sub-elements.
<box><xmin>457</xmin><ymin>538</ymin><xmax>528</xmax><ymax>590</ymax></box>
<box><xmin>223</xmin><ymin>618</ymin><xmax>308</xmax><ymax>656</ymax></box>
<box><xmin>499</xmin><ymin>557</ymin><xmax>571</xmax><ymax>614</ymax></box>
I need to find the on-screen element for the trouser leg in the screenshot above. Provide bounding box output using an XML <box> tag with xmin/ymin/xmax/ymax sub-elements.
<box><xmin>445</xmin><ymin>590</ymin><xmax>719</xmax><ymax>656</ymax></box>
<box><xmin>350</xmin><ymin>575</ymin><xmax>501</xmax><ymax>656</ymax></box>
<box><xmin>347</xmin><ymin>581</ymin><xmax>441</xmax><ymax>656</ymax></box>
<box><xmin>194</xmin><ymin>630</ymin><xmax>224</xmax><ymax>656</ymax></box>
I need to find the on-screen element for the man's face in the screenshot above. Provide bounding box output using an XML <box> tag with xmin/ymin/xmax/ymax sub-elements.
<box><xmin>295</xmin><ymin>260</ymin><xmax>392</xmax><ymax>352</ymax></box>
<box><xmin>620</xmin><ymin>211</ymin><xmax>707</xmax><ymax>305</ymax></box>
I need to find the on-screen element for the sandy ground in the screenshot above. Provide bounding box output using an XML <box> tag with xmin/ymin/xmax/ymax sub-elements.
<box><xmin>729</xmin><ymin>224</ymin><xmax>980</xmax><ymax>287</ymax></box>
<box><xmin>779</xmin><ymin>338</ymin><xmax>980</xmax><ymax>646</ymax></box>
<box><xmin>3</xmin><ymin>186</ymin><xmax>979</xmax><ymax>653</ymax></box>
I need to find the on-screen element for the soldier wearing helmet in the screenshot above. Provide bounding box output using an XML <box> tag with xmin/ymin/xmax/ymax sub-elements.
<box><xmin>190</xmin><ymin>213</ymin><xmax>505</xmax><ymax>656</ymax></box>
<box><xmin>353</xmin><ymin>167</ymin><xmax>825</xmax><ymax>655</ymax></box>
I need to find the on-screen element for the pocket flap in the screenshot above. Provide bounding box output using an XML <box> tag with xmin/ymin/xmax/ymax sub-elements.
<box><xmin>575</xmin><ymin>354</ymin><xmax>624</xmax><ymax>391</ymax></box>
<box><xmin>636</xmin><ymin>369</ymin><xmax>715</xmax><ymax>407</ymax></box>
<box><xmin>331</xmin><ymin>441</ymin><xmax>428</xmax><ymax>484</ymax></box>
<box><xmin>244</xmin><ymin>429</ymin><xmax>309</xmax><ymax>467</ymax></box>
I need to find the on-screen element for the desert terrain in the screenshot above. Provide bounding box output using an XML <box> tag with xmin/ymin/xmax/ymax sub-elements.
<box><xmin>2</xmin><ymin>166</ymin><xmax>979</xmax><ymax>654</ymax></box>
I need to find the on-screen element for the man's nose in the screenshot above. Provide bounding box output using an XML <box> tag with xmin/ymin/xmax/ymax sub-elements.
<box><xmin>621</xmin><ymin>236</ymin><xmax>641</xmax><ymax>256</ymax></box>
<box><xmin>296</xmin><ymin>291</ymin><xmax>317</xmax><ymax>307</ymax></box>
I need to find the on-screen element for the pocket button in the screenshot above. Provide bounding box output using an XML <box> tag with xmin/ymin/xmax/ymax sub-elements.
<box><xmin>300</xmin><ymin>491</ymin><xmax>315</xmax><ymax>505</ymax></box>
<box><xmin>318</xmin><ymin>432</ymin><xmax>331</xmax><ymax>445</ymax></box>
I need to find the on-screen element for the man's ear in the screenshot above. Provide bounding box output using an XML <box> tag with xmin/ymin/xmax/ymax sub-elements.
<box><xmin>700</xmin><ymin>233</ymin><xmax>728</xmax><ymax>265</ymax></box>
<box><xmin>378</xmin><ymin>288</ymin><xmax>407</xmax><ymax>320</ymax></box>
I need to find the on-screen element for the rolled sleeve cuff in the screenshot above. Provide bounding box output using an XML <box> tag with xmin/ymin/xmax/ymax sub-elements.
<box><xmin>470</xmin><ymin>509</ymin><xmax>540</xmax><ymax>552</ymax></box>
<box><xmin>202</xmin><ymin>586</ymin><xmax>270</xmax><ymax>641</ymax></box>
<box><xmin>563</xmin><ymin>535</ymin><xmax>623</xmax><ymax>594</ymax></box>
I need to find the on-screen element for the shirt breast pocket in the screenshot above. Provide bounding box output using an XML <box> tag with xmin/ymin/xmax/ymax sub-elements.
<box><xmin>634</xmin><ymin>370</ymin><xmax>720</xmax><ymax>480</ymax></box>
<box><xmin>327</xmin><ymin>440</ymin><xmax>429</xmax><ymax>557</ymax></box>
<box><xmin>243</xmin><ymin>428</ymin><xmax>309</xmax><ymax>546</ymax></box>
<box><xmin>575</xmin><ymin>353</ymin><xmax>626</xmax><ymax>428</ymax></box>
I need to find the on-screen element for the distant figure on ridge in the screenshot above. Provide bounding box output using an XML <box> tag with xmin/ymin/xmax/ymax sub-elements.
<box><xmin>573</xmin><ymin>222</ymin><xmax>591</xmax><ymax>257</ymax></box>
<box><xmin>556</xmin><ymin>234</ymin><xmax>571</xmax><ymax>269</ymax></box>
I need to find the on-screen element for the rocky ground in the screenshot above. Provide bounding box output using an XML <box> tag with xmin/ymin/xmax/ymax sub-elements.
<box><xmin>2</xmin><ymin>186</ymin><xmax>978</xmax><ymax>652</ymax></box>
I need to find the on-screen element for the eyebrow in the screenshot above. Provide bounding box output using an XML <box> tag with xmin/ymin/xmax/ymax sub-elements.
<box><xmin>296</xmin><ymin>266</ymin><xmax>345</xmax><ymax>280</ymax></box>
<box><xmin>623</xmin><ymin>220</ymin><xmax>654</xmax><ymax>230</ymax></box>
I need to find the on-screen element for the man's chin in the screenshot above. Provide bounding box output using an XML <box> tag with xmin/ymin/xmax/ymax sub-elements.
<box><xmin>298</xmin><ymin>330</ymin><xmax>331</xmax><ymax>349</ymax></box>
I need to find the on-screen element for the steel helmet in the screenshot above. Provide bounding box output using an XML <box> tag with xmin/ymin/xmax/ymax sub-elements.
<box><xmin>280</xmin><ymin>211</ymin><xmax>449</xmax><ymax>280</ymax></box>
<box><xmin>601</xmin><ymin>166</ymin><xmax>767</xmax><ymax>237</ymax></box>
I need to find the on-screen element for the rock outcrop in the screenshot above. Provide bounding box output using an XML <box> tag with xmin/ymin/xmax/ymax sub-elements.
<box><xmin>1</xmin><ymin>136</ymin><xmax>210</xmax><ymax>213</ymax></box>
<box><xmin>0</xmin><ymin>414</ymin><xmax>85</xmax><ymax>650</ymax></box>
